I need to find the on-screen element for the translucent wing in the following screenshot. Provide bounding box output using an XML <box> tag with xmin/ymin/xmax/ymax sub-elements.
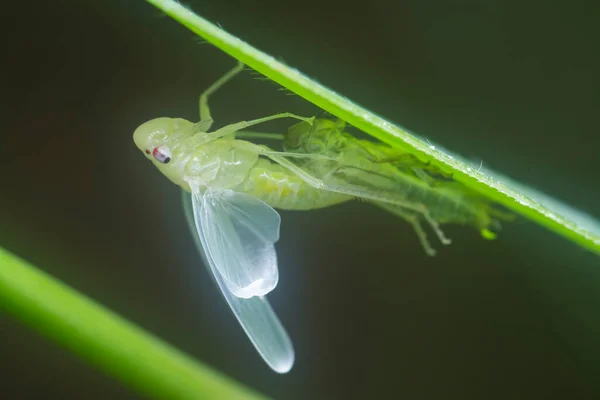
<box><xmin>190</xmin><ymin>185</ymin><xmax>281</xmax><ymax>299</ymax></box>
<box><xmin>182</xmin><ymin>190</ymin><xmax>294</xmax><ymax>373</ymax></box>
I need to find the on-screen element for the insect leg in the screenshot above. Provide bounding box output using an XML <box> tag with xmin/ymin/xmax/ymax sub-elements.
<box><xmin>205</xmin><ymin>113</ymin><xmax>315</xmax><ymax>142</ymax></box>
<box><xmin>228</xmin><ymin>140</ymin><xmax>336</xmax><ymax>161</ymax></box>
<box><xmin>373</xmin><ymin>202</ymin><xmax>437</xmax><ymax>256</ymax></box>
<box><xmin>265</xmin><ymin>154</ymin><xmax>416</xmax><ymax>211</ymax></box>
<box><xmin>228</xmin><ymin>140</ymin><xmax>452</xmax><ymax>247</ymax></box>
<box><xmin>327</xmin><ymin>164</ymin><xmax>452</xmax><ymax>245</ymax></box>
<box><xmin>197</xmin><ymin>62</ymin><xmax>245</xmax><ymax>132</ymax></box>
<box><xmin>235</xmin><ymin>131</ymin><xmax>285</xmax><ymax>141</ymax></box>
<box><xmin>422</xmin><ymin>213</ymin><xmax>452</xmax><ymax>245</ymax></box>
<box><xmin>263</xmin><ymin>154</ymin><xmax>452</xmax><ymax>247</ymax></box>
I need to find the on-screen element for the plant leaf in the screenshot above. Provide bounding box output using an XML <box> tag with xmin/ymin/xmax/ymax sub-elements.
<box><xmin>145</xmin><ymin>0</ymin><xmax>600</xmax><ymax>254</ymax></box>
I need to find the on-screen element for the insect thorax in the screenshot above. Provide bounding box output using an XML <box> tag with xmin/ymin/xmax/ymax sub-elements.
<box><xmin>182</xmin><ymin>141</ymin><xmax>260</xmax><ymax>191</ymax></box>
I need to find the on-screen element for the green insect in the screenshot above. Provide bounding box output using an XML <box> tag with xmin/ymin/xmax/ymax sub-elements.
<box><xmin>133</xmin><ymin>63</ymin><xmax>505</xmax><ymax>373</ymax></box>
<box><xmin>280</xmin><ymin>117</ymin><xmax>504</xmax><ymax>252</ymax></box>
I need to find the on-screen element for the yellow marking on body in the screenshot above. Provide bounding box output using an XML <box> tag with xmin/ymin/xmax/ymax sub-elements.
<box><xmin>254</xmin><ymin>169</ymin><xmax>296</xmax><ymax>199</ymax></box>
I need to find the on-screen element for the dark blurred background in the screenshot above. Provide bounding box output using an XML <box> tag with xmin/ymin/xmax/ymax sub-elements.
<box><xmin>2</xmin><ymin>0</ymin><xmax>600</xmax><ymax>399</ymax></box>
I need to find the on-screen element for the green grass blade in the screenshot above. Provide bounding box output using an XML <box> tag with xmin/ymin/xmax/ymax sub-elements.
<box><xmin>145</xmin><ymin>0</ymin><xmax>600</xmax><ymax>254</ymax></box>
<box><xmin>0</xmin><ymin>247</ymin><xmax>268</xmax><ymax>400</ymax></box>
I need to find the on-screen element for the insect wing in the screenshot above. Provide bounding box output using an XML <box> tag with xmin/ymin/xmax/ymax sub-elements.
<box><xmin>214</xmin><ymin>275</ymin><xmax>295</xmax><ymax>373</ymax></box>
<box><xmin>191</xmin><ymin>186</ymin><xmax>281</xmax><ymax>298</ymax></box>
<box><xmin>182</xmin><ymin>190</ymin><xmax>294</xmax><ymax>373</ymax></box>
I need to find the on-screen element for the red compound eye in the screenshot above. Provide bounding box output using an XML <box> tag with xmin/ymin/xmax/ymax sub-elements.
<box><xmin>152</xmin><ymin>147</ymin><xmax>171</xmax><ymax>164</ymax></box>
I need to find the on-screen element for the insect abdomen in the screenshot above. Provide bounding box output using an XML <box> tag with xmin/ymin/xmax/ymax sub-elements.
<box><xmin>427</xmin><ymin>189</ymin><xmax>491</xmax><ymax>229</ymax></box>
<box><xmin>236</xmin><ymin>159</ymin><xmax>351</xmax><ymax>210</ymax></box>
